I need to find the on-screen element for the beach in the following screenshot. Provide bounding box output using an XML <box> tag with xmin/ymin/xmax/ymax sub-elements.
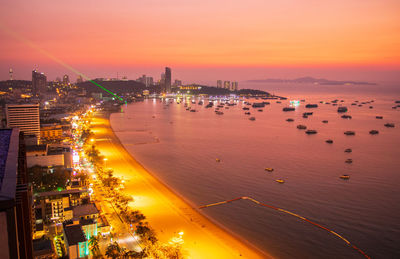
<box><xmin>90</xmin><ymin>111</ymin><xmax>269</xmax><ymax>259</ymax></box>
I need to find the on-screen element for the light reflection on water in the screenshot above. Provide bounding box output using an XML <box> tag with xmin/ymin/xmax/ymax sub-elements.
<box><xmin>111</xmin><ymin>84</ymin><xmax>400</xmax><ymax>259</ymax></box>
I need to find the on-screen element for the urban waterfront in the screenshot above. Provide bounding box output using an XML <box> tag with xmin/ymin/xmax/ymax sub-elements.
<box><xmin>111</xmin><ymin>84</ymin><xmax>400</xmax><ymax>259</ymax></box>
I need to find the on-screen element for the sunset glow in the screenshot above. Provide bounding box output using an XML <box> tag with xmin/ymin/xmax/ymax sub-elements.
<box><xmin>1</xmin><ymin>0</ymin><xmax>399</xmax><ymax>81</ymax></box>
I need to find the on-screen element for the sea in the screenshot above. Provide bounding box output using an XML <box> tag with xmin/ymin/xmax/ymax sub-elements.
<box><xmin>110</xmin><ymin>82</ymin><xmax>400</xmax><ymax>259</ymax></box>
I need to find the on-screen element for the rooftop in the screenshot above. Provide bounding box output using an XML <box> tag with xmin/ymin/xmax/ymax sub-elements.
<box><xmin>33</xmin><ymin>238</ymin><xmax>52</xmax><ymax>253</ymax></box>
<box><xmin>0</xmin><ymin>129</ymin><xmax>12</xmax><ymax>188</ymax></box>
<box><xmin>0</xmin><ymin>129</ymin><xmax>19</xmax><ymax>202</ymax></box>
<box><xmin>38</xmin><ymin>188</ymin><xmax>83</xmax><ymax>198</ymax></box>
<box><xmin>72</xmin><ymin>203</ymin><xmax>99</xmax><ymax>218</ymax></box>
<box><xmin>64</xmin><ymin>224</ymin><xmax>86</xmax><ymax>246</ymax></box>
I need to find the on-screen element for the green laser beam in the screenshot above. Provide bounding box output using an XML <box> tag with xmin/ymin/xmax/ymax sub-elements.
<box><xmin>0</xmin><ymin>21</ymin><xmax>124</xmax><ymax>101</ymax></box>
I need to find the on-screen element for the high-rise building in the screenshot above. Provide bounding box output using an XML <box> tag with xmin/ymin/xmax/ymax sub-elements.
<box><xmin>217</xmin><ymin>80</ymin><xmax>222</xmax><ymax>88</ymax></box>
<box><xmin>145</xmin><ymin>77</ymin><xmax>154</xmax><ymax>87</ymax></box>
<box><xmin>9</xmin><ymin>68</ymin><xmax>13</xmax><ymax>81</ymax></box>
<box><xmin>63</xmin><ymin>74</ymin><xmax>70</xmax><ymax>85</ymax></box>
<box><xmin>6</xmin><ymin>104</ymin><xmax>40</xmax><ymax>143</ymax></box>
<box><xmin>231</xmin><ymin>81</ymin><xmax>238</xmax><ymax>91</ymax></box>
<box><xmin>165</xmin><ymin>67</ymin><xmax>171</xmax><ymax>93</ymax></box>
<box><xmin>0</xmin><ymin>128</ymin><xmax>34</xmax><ymax>259</ymax></box>
<box><xmin>32</xmin><ymin>70</ymin><xmax>47</xmax><ymax>96</ymax></box>
<box><xmin>224</xmin><ymin>81</ymin><xmax>230</xmax><ymax>90</ymax></box>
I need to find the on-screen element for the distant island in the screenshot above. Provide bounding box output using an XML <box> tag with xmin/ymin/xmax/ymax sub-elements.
<box><xmin>246</xmin><ymin>76</ymin><xmax>376</xmax><ymax>85</ymax></box>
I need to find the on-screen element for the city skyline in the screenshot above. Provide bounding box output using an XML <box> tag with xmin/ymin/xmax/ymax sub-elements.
<box><xmin>0</xmin><ymin>0</ymin><xmax>399</xmax><ymax>83</ymax></box>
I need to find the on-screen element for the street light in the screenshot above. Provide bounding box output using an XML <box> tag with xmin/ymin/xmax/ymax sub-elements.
<box><xmin>103</xmin><ymin>158</ymin><xmax>108</xmax><ymax>168</ymax></box>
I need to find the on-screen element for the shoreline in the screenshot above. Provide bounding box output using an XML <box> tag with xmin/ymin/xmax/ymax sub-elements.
<box><xmin>91</xmin><ymin>110</ymin><xmax>271</xmax><ymax>259</ymax></box>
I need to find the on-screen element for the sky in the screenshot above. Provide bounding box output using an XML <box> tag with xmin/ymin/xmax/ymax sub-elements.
<box><xmin>0</xmin><ymin>0</ymin><xmax>399</xmax><ymax>84</ymax></box>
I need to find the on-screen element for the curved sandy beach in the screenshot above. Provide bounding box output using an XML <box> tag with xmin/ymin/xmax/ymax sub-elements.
<box><xmin>90</xmin><ymin>111</ymin><xmax>270</xmax><ymax>259</ymax></box>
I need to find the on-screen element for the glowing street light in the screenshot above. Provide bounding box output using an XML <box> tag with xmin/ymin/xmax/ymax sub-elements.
<box><xmin>103</xmin><ymin>157</ymin><xmax>108</xmax><ymax>167</ymax></box>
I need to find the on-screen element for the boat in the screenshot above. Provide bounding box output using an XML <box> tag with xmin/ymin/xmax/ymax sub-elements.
<box><xmin>369</xmin><ymin>106</ymin><xmax>373</xmax><ymax>109</ymax></box>
<box><xmin>340</xmin><ymin>175</ymin><xmax>350</xmax><ymax>180</ymax></box>
<box><xmin>282</xmin><ymin>107</ymin><xmax>295</xmax><ymax>111</ymax></box>
<box><xmin>249</xmin><ymin>117</ymin><xmax>256</xmax><ymax>121</ymax></box>
<box><xmin>384</xmin><ymin>123</ymin><xmax>395</xmax><ymax>128</ymax></box>
<box><xmin>243</xmin><ymin>107</ymin><xmax>250</xmax><ymax>110</ymax></box>
<box><xmin>258</xmin><ymin>109</ymin><xmax>263</xmax><ymax>112</ymax></box>
<box><xmin>305</xmin><ymin>129</ymin><xmax>317</xmax><ymax>134</ymax></box>
<box><xmin>344</xmin><ymin>131</ymin><xmax>355</xmax><ymax>135</ymax></box>
<box><xmin>198</xmin><ymin>101</ymin><xmax>203</xmax><ymax>105</ymax></box>
<box><xmin>245</xmin><ymin>112</ymin><xmax>251</xmax><ymax>115</ymax></box>
<box><xmin>326</xmin><ymin>139</ymin><xmax>333</xmax><ymax>144</ymax></box>
<box><xmin>252</xmin><ymin>103</ymin><xmax>265</xmax><ymax>108</ymax></box>
<box><xmin>305</xmin><ymin>104</ymin><xmax>318</xmax><ymax>108</ymax></box>
<box><xmin>190</xmin><ymin>109</ymin><xmax>196</xmax><ymax>112</ymax></box>
<box><xmin>322</xmin><ymin>120</ymin><xmax>328</xmax><ymax>123</ymax></box>
<box><xmin>286</xmin><ymin>118</ymin><xmax>294</xmax><ymax>122</ymax></box>
<box><xmin>345</xmin><ymin>159</ymin><xmax>353</xmax><ymax>163</ymax></box>
<box><xmin>344</xmin><ymin>148</ymin><xmax>352</xmax><ymax>153</ymax></box>
<box><xmin>341</xmin><ymin>115</ymin><xmax>352</xmax><ymax>119</ymax></box>
<box><xmin>216</xmin><ymin>158</ymin><xmax>221</xmax><ymax>162</ymax></box>
<box><xmin>337</xmin><ymin>107</ymin><xmax>348</xmax><ymax>113</ymax></box>
<box><xmin>265</xmin><ymin>168</ymin><xmax>274</xmax><ymax>172</ymax></box>
<box><xmin>303</xmin><ymin>114</ymin><xmax>308</xmax><ymax>118</ymax></box>
<box><xmin>369</xmin><ymin>130</ymin><xmax>379</xmax><ymax>135</ymax></box>
<box><xmin>297</xmin><ymin>125</ymin><xmax>307</xmax><ymax>130</ymax></box>
<box><xmin>275</xmin><ymin>179</ymin><xmax>285</xmax><ymax>183</ymax></box>
<box><xmin>276</xmin><ymin>101</ymin><xmax>282</xmax><ymax>103</ymax></box>
<box><xmin>215</xmin><ymin>111</ymin><xmax>224</xmax><ymax>115</ymax></box>
<box><xmin>376</xmin><ymin>116</ymin><xmax>383</xmax><ymax>119</ymax></box>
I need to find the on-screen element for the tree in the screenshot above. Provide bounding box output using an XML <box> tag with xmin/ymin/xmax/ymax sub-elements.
<box><xmin>105</xmin><ymin>242</ymin><xmax>121</xmax><ymax>259</ymax></box>
<box><xmin>88</xmin><ymin>235</ymin><xmax>101</xmax><ymax>257</ymax></box>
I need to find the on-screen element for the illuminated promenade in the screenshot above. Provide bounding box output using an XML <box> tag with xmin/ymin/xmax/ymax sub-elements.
<box><xmin>90</xmin><ymin>111</ymin><xmax>269</xmax><ymax>259</ymax></box>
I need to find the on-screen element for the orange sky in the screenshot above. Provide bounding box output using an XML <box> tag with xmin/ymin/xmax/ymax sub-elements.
<box><xmin>0</xmin><ymin>0</ymin><xmax>399</xmax><ymax>82</ymax></box>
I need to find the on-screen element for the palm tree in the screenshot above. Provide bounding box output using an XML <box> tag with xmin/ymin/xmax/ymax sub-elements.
<box><xmin>88</xmin><ymin>235</ymin><xmax>101</xmax><ymax>257</ymax></box>
<box><xmin>105</xmin><ymin>242</ymin><xmax>121</xmax><ymax>259</ymax></box>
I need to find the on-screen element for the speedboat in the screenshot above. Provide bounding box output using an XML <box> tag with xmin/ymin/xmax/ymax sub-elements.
<box><xmin>275</xmin><ymin>179</ymin><xmax>285</xmax><ymax>183</ymax></box>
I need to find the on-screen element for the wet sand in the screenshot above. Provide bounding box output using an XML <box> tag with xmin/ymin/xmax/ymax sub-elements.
<box><xmin>90</xmin><ymin>111</ymin><xmax>270</xmax><ymax>259</ymax></box>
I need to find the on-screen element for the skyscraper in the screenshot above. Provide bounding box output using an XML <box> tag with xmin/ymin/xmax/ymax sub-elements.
<box><xmin>224</xmin><ymin>81</ymin><xmax>230</xmax><ymax>90</ymax></box>
<box><xmin>9</xmin><ymin>68</ymin><xmax>13</xmax><ymax>81</ymax></box>
<box><xmin>0</xmin><ymin>128</ymin><xmax>34</xmax><ymax>259</ymax></box>
<box><xmin>217</xmin><ymin>80</ymin><xmax>222</xmax><ymax>88</ymax></box>
<box><xmin>165</xmin><ymin>67</ymin><xmax>171</xmax><ymax>93</ymax></box>
<box><xmin>6</xmin><ymin>104</ymin><xmax>40</xmax><ymax>143</ymax></box>
<box><xmin>231</xmin><ymin>81</ymin><xmax>238</xmax><ymax>91</ymax></box>
<box><xmin>32</xmin><ymin>70</ymin><xmax>47</xmax><ymax>96</ymax></box>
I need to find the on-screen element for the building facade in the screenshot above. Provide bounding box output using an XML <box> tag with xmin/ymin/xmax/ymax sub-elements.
<box><xmin>224</xmin><ymin>81</ymin><xmax>230</xmax><ymax>89</ymax></box>
<box><xmin>0</xmin><ymin>129</ymin><xmax>34</xmax><ymax>259</ymax></box>
<box><xmin>165</xmin><ymin>67</ymin><xmax>171</xmax><ymax>93</ymax></box>
<box><xmin>6</xmin><ymin>103</ymin><xmax>40</xmax><ymax>143</ymax></box>
<box><xmin>32</xmin><ymin>70</ymin><xmax>47</xmax><ymax>96</ymax></box>
<box><xmin>217</xmin><ymin>80</ymin><xmax>222</xmax><ymax>88</ymax></box>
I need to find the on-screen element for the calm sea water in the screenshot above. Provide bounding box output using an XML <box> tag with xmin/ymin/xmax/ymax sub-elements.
<box><xmin>111</xmin><ymin>83</ymin><xmax>400</xmax><ymax>259</ymax></box>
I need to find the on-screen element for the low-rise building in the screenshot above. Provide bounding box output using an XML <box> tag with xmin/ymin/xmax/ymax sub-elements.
<box><xmin>40</xmin><ymin>125</ymin><xmax>63</xmax><ymax>140</ymax></box>
<box><xmin>33</xmin><ymin>238</ymin><xmax>56</xmax><ymax>259</ymax></box>
<box><xmin>63</xmin><ymin>224</ymin><xmax>89</xmax><ymax>258</ymax></box>
<box><xmin>38</xmin><ymin>189</ymin><xmax>87</xmax><ymax>222</ymax></box>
